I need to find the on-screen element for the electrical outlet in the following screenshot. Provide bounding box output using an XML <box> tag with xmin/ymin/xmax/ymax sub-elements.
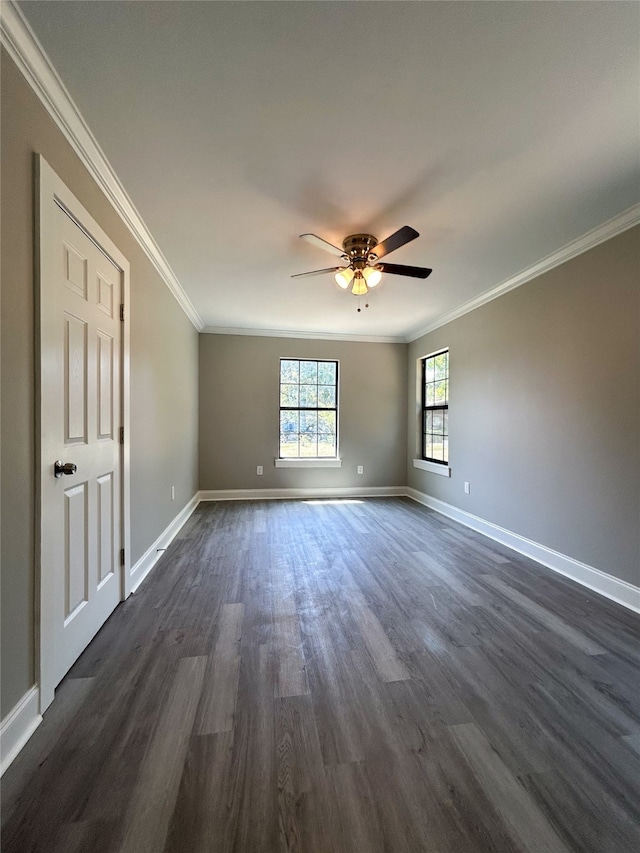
<box><xmin>464</xmin><ymin>481</ymin><xmax>470</xmax><ymax>495</ymax></box>
<box><xmin>171</xmin><ymin>485</ymin><xmax>175</xmax><ymax>501</ymax></box>
<box><xmin>256</xmin><ymin>465</ymin><xmax>263</xmax><ymax>475</ymax></box>
<box><xmin>357</xmin><ymin>465</ymin><xmax>364</xmax><ymax>475</ymax></box>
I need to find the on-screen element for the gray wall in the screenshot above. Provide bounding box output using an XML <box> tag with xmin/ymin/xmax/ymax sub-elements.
<box><xmin>200</xmin><ymin>335</ymin><xmax>407</xmax><ymax>490</ymax></box>
<box><xmin>1</xmin><ymin>50</ymin><xmax>199</xmax><ymax>717</ymax></box>
<box><xmin>408</xmin><ymin>226</ymin><xmax>640</xmax><ymax>586</ymax></box>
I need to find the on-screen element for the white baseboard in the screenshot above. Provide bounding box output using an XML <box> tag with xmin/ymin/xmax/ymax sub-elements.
<box><xmin>129</xmin><ymin>494</ymin><xmax>199</xmax><ymax>594</ymax></box>
<box><xmin>407</xmin><ymin>487</ymin><xmax>640</xmax><ymax>614</ymax></box>
<box><xmin>198</xmin><ymin>486</ymin><xmax>406</xmax><ymax>502</ymax></box>
<box><xmin>1</xmin><ymin>686</ymin><xmax>42</xmax><ymax>777</ymax></box>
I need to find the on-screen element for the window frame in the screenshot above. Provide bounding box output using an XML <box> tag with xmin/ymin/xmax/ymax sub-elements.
<box><xmin>277</xmin><ymin>357</ymin><xmax>340</xmax><ymax>461</ymax></box>
<box><xmin>421</xmin><ymin>348</ymin><xmax>449</xmax><ymax>466</ymax></box>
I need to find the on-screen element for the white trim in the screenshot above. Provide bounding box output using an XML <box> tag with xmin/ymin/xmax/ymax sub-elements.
<box><xmin>0</xmin><ymin>1</ymin><xmax>203</xmax><ymax>331</ymax></box>
<box><xmin>406</xmin><ymin>204</ymin><xmax>640</xmax><ymax>342</ymax></box>
<box><xmin>0</xmin><ymin>687</ymin><xmax>42</xmax><ymax>777</ymax></box>
<box><xmin>198</xmin><ymin>486</ymin><xmax>405</xmax><ymax>502</ymax></box>
<box><xmin>201</xmin><ymin>326</ymin><xmax>403</xmax><ymax>344</ymax></box>
<box><xmin>406</xmin><ymin>487</ymin><xmax>640</xmax><ymax>614</ymax></box>
<box><xmin>129</xmin><ymin>494</ymin><xmax>199</xmax><ymax>594</ymax></box>
<box><xmin>413</xmin><ymin>458</ymin><xmax>451</xmax><ymax>477</ymax></box>
<box><xmin>275</xmin><ymin>458</ymin><xmax>342</xmax><ymax>468</ymax></box>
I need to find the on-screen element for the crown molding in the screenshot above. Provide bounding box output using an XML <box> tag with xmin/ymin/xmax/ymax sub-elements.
<box><xmin>201</xmin><ymin>326</ymin><xmax>405</xmax><ymax>344</ymax></box>
<box><xmin>406</xmin><ymin>204</ymin><xmax>640</xmax><ymax>343</ymax></box>
<box><xmin>1</xmin><ymin>1</ymin><xmax>204</xmax><ymax>331</ymax></box>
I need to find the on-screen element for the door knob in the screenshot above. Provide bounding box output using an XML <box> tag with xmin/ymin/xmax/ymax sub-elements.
<box><xmin>54</xmin><ymin>460</ymin><xmax>77</xmax><ymax>478</ymax></box>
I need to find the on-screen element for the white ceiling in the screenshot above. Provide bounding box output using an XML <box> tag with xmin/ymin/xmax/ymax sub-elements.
<box><xmin>17</xmin><ymin>1</ymin><xmax>640</xmax><ymax>341</ymax></box>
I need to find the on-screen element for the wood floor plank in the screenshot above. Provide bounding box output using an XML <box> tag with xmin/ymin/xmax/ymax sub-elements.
<box><xmin>443</xmin><ymin>527</ymin><xmax>512</xmax><ymax>563</ymax></box>
<box><xmin>271</xmin><ymin>550</ymin><xmax>310</xmax><ymax>699</ymax></box>
<box><xmin>482</xmin><ymin>573</ymin><xmax>606</xmax><ymax>655</ymax></box>
<box><xmin>448</xmin><ymin>722</ymin><xmax>571</xmax><ymax>853</ymax></box>
<box><xmin>232</xmin><ymin>642</ymin><xmax>279</xmax><ymax>853</ymax></box>
<box><xmin>413</xmin><ymin>549</ymin><xmax>485</xmax><ymax>605</ymax></box>
<box><xmin>276</xmin><ymin>694</ymin><xmax>333</xmax><ymax>853</ymax></box>
<box><xmin>622</xmin><ymin>732</ymin><xmax>640</xmax><ymax>756</ymax></box>
<box><xmin>118</xmin><ymin>655</ymin><xmax>207</xmax><ymax>853</ymax></box>
<box><xmin>0</xmin><ymin>676</ymin><xmax>95</xmax><ymax>827</ymax></box>
<box><xmin>197</xmin><ymin>603</ymin><xmax>244</xmax><ymax>734</ymax></box>
<box><xmin>522</xmin><ymin>766</ymin><xmax>640</xmax><ymax>853</ymax></box>
<box><xmin>344</xmin><ymin>571</ymin><xmax>410</xmax><ymax>683</ymax></box>
<box><xmin>324</xmin><ymin>761</ymin><xmax>385</xmax><ymax>853</ymax></box>
<box><xmin>164</xmin><ymin>731</ymin><xmax>236</xmax><ymax>853</ymax></box>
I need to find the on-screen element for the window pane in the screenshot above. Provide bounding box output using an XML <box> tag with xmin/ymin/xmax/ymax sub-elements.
<box><xmin>317</xmin><ymin>385</ymin><xmax>336</xmax><ymax>407</ymax></box>
<box><xmin>425</xmin><ymin>383</ymin><xmax>435</xmax><ymax>406</ymax></box>
<box><xmin>280</xmin><ymin>384</ymin><xmax>299</xmax><ymax>406</ymax></box>
<box><xmin>299</xmin><ymin>385</ymin><xmax>318</xmax><ymax>407</ymax></box>
<box><xmin>299</xmin><ymin>361</ymin><xmax>318</xmax><ymax>384</ymax></box>
<box><xmin>424</xmin><ymin>437</ymin><xmax>433</xmax><ymax>459</ymax></box>
<box><xmin>430</xmin><ymin>439</ymin><xmax>444</xmax><ymax>461</ymax></box>
<box><xmin>318</xmin><ymin>434</ymin><xmax>336</xmax><ymax>456</ymax></box>
<box><xmin>280</xmin><ymin>434</ymin><xmax>298</xmax><ymax>457</ymax></box>
<box><xmin>434</xmin><ymin>353</ymin><xmax>448</xmax><ymax>380</ymax></box>
<box><xmin>318</xmin><ymin>411</ymin><xmax>336</xmax><ymax>434</ymax></box>
<box><xmin>443</xmin><ymin>410</ymin><xmax>448</xmax><ymax>436</ymax></box>
<box><xmin>424</xmin><ymin>410</ymin><xmax>432</xmax><ymax>432</ymax></box>
<box><xmin>300</xmin><ymin>434</ymin><xmax>317</xmax><ymax>457</ymax></box>
<box><xmin>280</xmin><ymin>360</ymin><xmax>299</xmax><ymax>383</ymax></box>
<box><xmin>300</xmin><ymin>411</ymin><xmax>317</xmax><ymax>434</ymax></box>
<box><xmin>280</xmin><ymin>410</ymin><xmax>298</xmax><ymax>434</ymax></box>
<box><xmin>432</xmin><ymin>411</ymin><xmax>443</xmax><ymax>434</ymax></box>
<box><xmin>425</xmin><ymin>358</ymin><xmax>435</xmax><ymax>382</ymax></box>
<box><xmin>443</xmin><ymin>437</ymin><xmax>449</xmax><ymax>463</ymax></box>
<box><xmin>318</xmin><ymin>361</ymin><xmax>336</xmax><ymax>385</ymax></box>
<box><xmin>434</xmin><ymin>380</ymin><xmax>447</xmax><ymax>405</ymax></box>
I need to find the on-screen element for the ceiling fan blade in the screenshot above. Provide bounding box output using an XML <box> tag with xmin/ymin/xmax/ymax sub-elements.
<box><xmin>291</xmin><ymin>267</ymin><xmax>342</xmax><ymax>279</ymax></box>
<box><xmin>377</xmin><ymin>263</ymin><xmax>432</xmax><ymax>279</ymax></box>
<box><xmin>300</xmin><ymin>233</ymin><xmax>345</xmax><ymax>257</ymax></box>
<box><xmin>371</xmin><ymin>226</ymin><xmax>419</xmax><ymax>259</ymax></box>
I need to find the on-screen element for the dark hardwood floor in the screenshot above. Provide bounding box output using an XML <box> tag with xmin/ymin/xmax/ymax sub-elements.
<box><xmin>2</xmin><ymin>497</ymin><xmax>639</xmax><ymax>852</ymax></box>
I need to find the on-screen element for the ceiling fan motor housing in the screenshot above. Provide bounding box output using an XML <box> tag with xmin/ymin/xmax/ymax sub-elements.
<box><xmin>342</xmin><ymin>234</ymin><xmax>379</xmax><ymax>268</ymax></box>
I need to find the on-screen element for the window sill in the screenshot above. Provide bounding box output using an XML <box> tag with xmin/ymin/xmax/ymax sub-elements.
<box><xmin>275</xmin><ymin>458</ymin><xmax>342</xmax><ymax>468</ymax></box>
<box><xmin>413</xmin><ymin>458</ymin><xmax>451</xmax><ymax>477</ymax></box>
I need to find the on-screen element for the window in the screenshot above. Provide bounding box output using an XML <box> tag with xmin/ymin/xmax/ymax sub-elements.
<box><xmin>279</xmin><ymin>359</ymin><xmax>338</xmax><ymax>458</ymax></box>
<box><xmin>422</xmin><ymin>349</ymin><xmax>449</xmax><ymax>464</ymax></box>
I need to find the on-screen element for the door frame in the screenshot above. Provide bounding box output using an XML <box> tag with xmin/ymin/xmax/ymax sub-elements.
<box><xmin>36</xmin><ymin>155</ymin><xmax>131</xmax><ymax>712</ymax></box>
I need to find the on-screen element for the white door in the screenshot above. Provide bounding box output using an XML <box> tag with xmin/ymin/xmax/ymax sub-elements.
<box><xmin>39</xmin><ymin>172</ymin><xmax>126</xmax><ymax>710</ymax></box>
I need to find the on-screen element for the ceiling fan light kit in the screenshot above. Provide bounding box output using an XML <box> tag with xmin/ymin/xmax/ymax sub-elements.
<box><xmin>293</xmin><ymin>226</ymin><xmax>432</xmax><ymax>301</ymax></box>
<box><xmin>363</xmin><ymin>266</ymin><xmax>382</xmax><ymax>287</ymax></box>
<box><xmin>335</xmin><ymin>267</ymin><xmax>354</xmax><ymax>289</ymax></box>
<box><xmin>351</xmin><ymin>273</ymin><xmax>368</xmax><ymax>296</ymax></box>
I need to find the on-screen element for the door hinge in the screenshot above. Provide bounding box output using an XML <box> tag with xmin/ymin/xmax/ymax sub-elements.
<box><xmin>119</xmin><ymin>426</ymin><xmax>124</xmax><ymax>444</ymax></box>
<box><xmin>120</xmin><ymin>548</ymin><xmax>125</xmax><ymax>566</ymax></box>
<box><xmin>120</xmin><ymin>304</ymin><xmax>124</xmax><ymax>322</ymax></box>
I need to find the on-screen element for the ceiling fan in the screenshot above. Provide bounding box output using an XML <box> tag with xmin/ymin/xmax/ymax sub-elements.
<box><xmin>292</xmin><ymin>225</ymin><xmax>432</xmax><ymax>295</ymax></box>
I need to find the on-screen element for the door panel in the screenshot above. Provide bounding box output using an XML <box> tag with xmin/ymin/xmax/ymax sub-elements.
<box><xmin>64</xmin><ymin>314</ymin><xmax>88</xmax><ymax>443</ymax></box>
<box><xmin>97</xmin><ymin>472</ymin><xmax>114</xmax><ymax>585</ymax></box>
<box><xmin>64</xmin><ymin>482</ymin><xmax>88</xmax><ymax>619</ymax></box>
<box><xmin>63</xmin><ymin>240</ymin><xmax>88</xmax><ymax>299</ymax></box>
<box><xmin>97</xmin><ymin>331</ymin><xmax>114</xmax><ymax>439</ymax></box>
